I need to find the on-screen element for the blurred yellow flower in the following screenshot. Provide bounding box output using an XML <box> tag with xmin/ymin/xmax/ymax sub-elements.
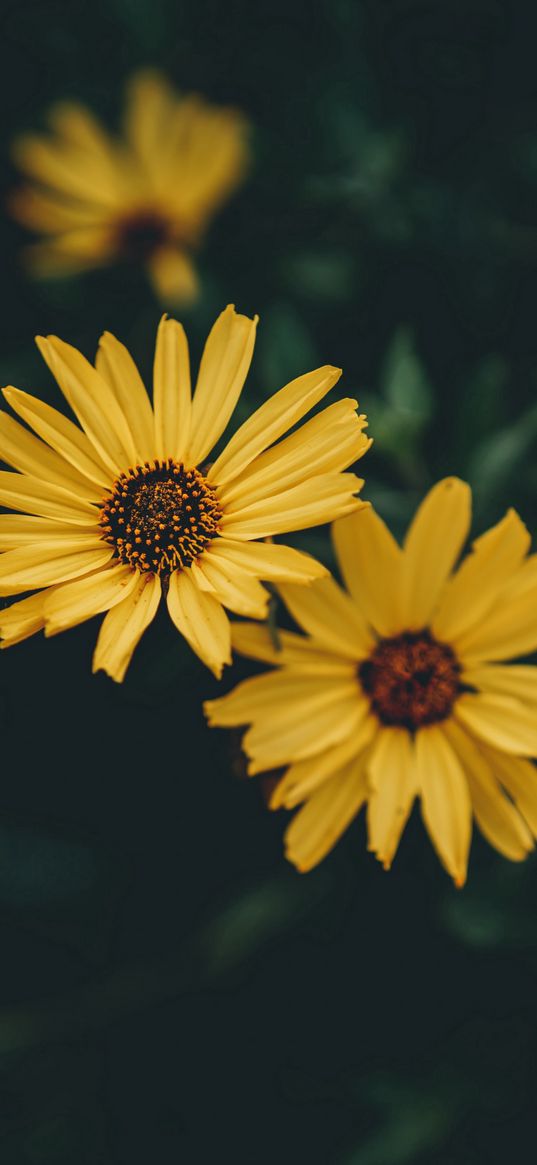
<box><xmin>0</xmin><ymin>305</ymin><xmax>370</xmax><ymax>680</ymax></box>
<box><xmin>205</xmin><ymin>478</ymin><xmax>537</xmax><ymax>885</ymax></box>
<box><xmin>10</xmin><ymin>71</ymin><xmax>249</xmax><ymax>302</ymax></box>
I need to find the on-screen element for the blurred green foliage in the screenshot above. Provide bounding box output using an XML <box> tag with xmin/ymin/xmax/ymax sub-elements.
<box><xmin>0</xmin><ymin>0</ymin><xmax>537</xmax><ymax>1161</ymax></box>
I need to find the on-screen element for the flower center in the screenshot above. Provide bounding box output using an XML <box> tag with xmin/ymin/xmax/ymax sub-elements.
<box><xmin>99</xmin><ymin>459</ymin><xmax>222</xmax><ymax>575</ymax></box>
<box><xmin>359</xmin><ymin>630</ymin><xmax>461</xmax><ymax>730</ymax></box>
<box><xmin>115</xmin><ymin>210</ymin><xmax>171</xmax><ymax>260</ymax></box>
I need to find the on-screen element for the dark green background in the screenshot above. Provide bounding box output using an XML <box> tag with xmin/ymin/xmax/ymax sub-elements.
<box><xmin>0</xmin><ymin>1</ymin><xmax>536</xmax><ymax>1161</ymax></box>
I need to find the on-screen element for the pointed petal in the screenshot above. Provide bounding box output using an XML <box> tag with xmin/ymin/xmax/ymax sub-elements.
<box><xmin>0</xmin><ymin>514</ymin><xmax>98</xmax><ymax>551</ymax></box>
<box><xmin>478</xmin><ymin>745</ymin><xmax>537</xmax><ymax>838</ymax></box>
<box><xmin>450</xmin><ymin>571</ymin><xmax>537</xmax><ymax>663</ymax></box>
<box><xmin>203</xmin><ymin>537</ymin><xmax>327</xmax><ymax>584</ymax></box>
<box><xmin>219</xmin><ymin>399</ymin><xmax>370</xmax><ymax>507</ymax></box>
<box><xmin>209</xmin><ymin>364</ymin><xmax>342</xmax><ymax>488</ymax></box>
<box><xmin>220</xmin><ymin>473</ymin><xmax>364</xmax><ymax>540</ymax></box>
<box><xmin>3</xmin><ymin>386</ymin><xmax>110</xmax><ymax>487</ymax></box>
<box><xmin>278</xmin><ymin>576</ymin><xmax>374</xmax><ymax>660</ymax></box>
<box><xmin>455</xmin><ymin>692</ymin><xmax>537</xmax><ymax>756</ymax></box>
<box><xmin>152</xmin><ymin>315</ymin><xmax>191</xmax><ymax>462</ymax></box>
<box><xmin>96</xmin><ymin>332</ymin><xmax>155</xmax><ymax>463</ymax></box>
<box><xmin>432</xmin><ymin>508</ymin><xmax>531</xmax><ymax>641</ymax></box>
<box><xmin>244</xmin><ymin>693</ymin><xmax>364</xmax><ymax>774</ymax></box>
<box><xmin>416</xmin><ymin>723</ymin><xmax>472</xmax><ymax>886</ymax></box>
<box><xmin>92</xmin><ymin>571</ymin><xmax>161</xmax><ymax>682</ymax></box>
<box><xmin>166</xmin><ymin>568</ymin><xmax>231</xmax><ymax>678</ymax></box>
<box><xmin>0</xmin><ymin>470</ymin><xmax>99</xmax><ymax>524</ymax></box>
<box><xmin>0</xmin><ymin>589</ymin><xmax>50</xmax><ymax>646</ymax></box>
<box><xmin>283</xmin><ymin>753</ymin><xmax>369</xmax><ymax>872</ymax></box>
<box><xmin>192</xmin><ymin>556</ymin><xmax>269</xmax><ymax>619</ymax></box>
<box><xmin>366</xmin><ymin>728</ymin><xmax>418</xmax><ymax>869</ymax></box>
<box><xmin>229</xmin><ymin>620</ymin><xmax>357</xmax><ymax>675</ymax></box>
<box><xmin>0</xmin><ymin>410</ymin><xmax>97</xmax><ymax>499</ymax></box>
<box><xmin>44</xmin><ymin>563</ymin><xmax>139</xmax><ymax>635</ymax></box>
<box><xmin>273</xmin><ymin>716</ymin><xmax>376</xmax><ymax>810</ymax></box>
<box><xmin>443</xmin><ymin>720</ymin><xmax>533</xmax><ymax>861</ymax></box>
<box><xmin>402</xmin><ymin>478</ymin><xmax>471</xmax><ymax>628</ymax></box>
<box><xmin>36</xmin><ymin>336</ymin><xmax>137</xmax><ymax>472</ymax></box>
<box><xmin>0</xmin><ymin>539</ymin><xmax>113</xmax><ymax>595</ymax></box>
<box><xmin>187</xmin><ymin>306</ymin><xmax>257</xmax><ymax>467</ymax></box>
<box><xmin>462</xmin><ymin>663</ymin><xmax>537</xmax><ymax>707</ymax></box>
<box><xmin>332</xmin><ymin>506</ymin><xmax>403</xmax><ymax>637</ymax></box>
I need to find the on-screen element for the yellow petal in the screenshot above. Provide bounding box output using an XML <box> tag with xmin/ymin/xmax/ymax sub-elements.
<box><xmin>244</xmin><ymin>693</ymin><xmax>365</xmax><ymax>774</ymax></box>
<box><xmin>366</xmin><ymin>728</ymin><xmax>417</xmax><ymax>869</ymax></box>
<box><xmin>272</xmin><ymin>714</ymin><xmax>376</xmax><ymax>810</ymax></box>
<box><xmin>25</xmin><ymin>226</ymin><xmax>113</xmax><ymax>270</ymax></box>
<box><xmin>9</xmin><ymin>183</ymin><xmax>108</xmax><ymax>232</ymax></box>
<box><xmin>402</xmin><ymin>478</ymin><xmax>471</xmax><ymax>628</ymax></box>
<box><xmin>203</xmin><ymin>537</ymin><xmax>328</xmax><ymax>584</ymax></box>
<box><xmin>187</xmin><ymin>306</ymin><xmax>257</xmax><ymax>467</ymax></box>
<box><xmin>153</xmin><ymin>93</ymin><xmax>248</xmax><ymax>219</ymax></box>
<box><xmin>416</xmin><ymin>723</ymin><xmax>472</xmax><ymax>886</ymax></box>
<box><xmin>284</xmin><ymin>753</ymin><xmax>369</xmax><ymax>872</ymax></box>
<box><xmin>229</xmin><ymin>620</ymin><xmax>357</xmax><ymax>676</ymax></box>
<box><xmin>278</xmin><ymin>576</ymin><xmax>374</xmax><ymax>660</ymax></box>
<box><xmin>47</xmin><ymin>102</ymin><xmax>117</xmax><ymax>158</ymax></box>
<box><xmin>166</xmin><ymin>568</ymin><xmax>231</xmax><ymax>678</ymax></box>
<box><xmin>0</xmin><ymin>539</ymin><xmax>113</xmax><ymax>595</ymax></box>
<box><xmin>96</xmin><ymin>331</ymin><xmax>155</xmax><ymax>464</ymax></box>
<box><xmin>0</xmin><ymin>589</ymin><xmax>51</xmax><ymax>646</ymax></box>
<box><xmin>219</xmin><ymin>399</ymin><xmax>370</xmax><ymax>507</ymax></box>
<box><xmin>152</xmin><ymin>315</ymin><xmax>191</xmax><ymax>462</ymax></box>
<box><xmin>450</xmin><ymin>577</ymin><xmax>537</xmax><ymax>663</ymax></box>
<box><xmin>205</xmin><ymin>669</ymin><xmax>359</xmax><ymax>728</ymax></box>
<box><xmin>220</xmin><ymin>472</ymin><xmax>364</xmax><ymax>539</ymax></box>
<box><xmin>12</xmin><ymin>129</ymin><xmax>124</xmax><ymax>207</ymax></box>
<box><xmin>455</xmin><ymin>692</ymin><xmax>537</xmax><ymax>756</ymax></box>
<box><xmin>332</xmin><ymin>506</ymin><xmax>403</xmax><ymax>637</ymax></box>
<box><xmin>148</xmin><ymin>247</ymin><xmax>199</xmax><ymax>306</ymax></box>
<box><xmin>0</xmin><ymin>411</ymin><xmax>97</xmax><ymax>499</ymax></box>
<box><xmin>462</xmin><ymin>663</ymin><xmax>537</xmax><ymax>706</ymax></box>
<box><xmin>0</xmin><ymin>514</ymin><xmax>98</xmax><ymax>551</ymax></box>
<box><xmin>443</xmin><ymin>719</ymin><xmax>533</xmax><ymax>861</ymax></box>
<box><xmin>36</xmin><ymin>336</ymin><xmax>137</xmax><ymax>473</ymax></box>
<box><xmin>92</xmin><ymin>571</ymin><xmax>161</xmax><ymax>682</ymax></box>
<box><xmin>0</xmin><ymin>470</ymin><xmax>99</xmax><ymax>524</ymax></box>
<box><xmin>209</xmin><ymin>364</ymin><xmax>343</xmax><ymax>488</ymax></box>
<box><xmin>44</xmin><ymin>563</ymin><xmax>139</xmax><ymax>635</ymax></box>
<box><xmin>123</xmin><ymin>71</ymin><xmax>176</xmax><ymax>165</ymax></box>
<box><xmin>432</xmin><ymin>508</ymin><xmax>530</xmax><ymax>641</ymax></box>
<box><xmin>192</xmin><ymin>556</ymin><xmax>269</xmax><ymax>619</ymax></box>
<box><xmin>478</xmin><ymin>744</ymin><xmax>537</xmax><ymax>837</ymax></box>
<box><xmin>3</xmin><ymin>386</ymin><xmax>110</xmax><ymax>488</ymax></box>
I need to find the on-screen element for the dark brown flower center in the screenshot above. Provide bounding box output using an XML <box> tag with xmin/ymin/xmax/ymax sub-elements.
<box><xmin>115</xmin><ymin>210</ymin><xmax>171</xmax><ymax>260</ymax></box>
<box><xmin>99</xmin><ymin>459</ymin><xmax>222</xmax><ymax>575</ymax></box>
<box><xmin>359</xmin><ymin>630</ymin><xmax>461</xmax><ymax>730</ymax></box>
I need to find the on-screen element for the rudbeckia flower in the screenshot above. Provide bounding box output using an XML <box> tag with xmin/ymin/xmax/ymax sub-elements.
<box><xmin>205</xmin><ymin>479</ymin><xmax>537</xmax><ymax>885</ymax></box>
<box><xmin>10</xmin><ymin>71</ymin><xmax>249</xmax><ymax>302</ymax></box>
<box><xmin>0</xmin><ymin>306</ymin><xmax>370</xmax><ymax>680</ymax></box>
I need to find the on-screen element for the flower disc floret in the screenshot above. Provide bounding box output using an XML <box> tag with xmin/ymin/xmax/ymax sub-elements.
<box><xmin>359</xmin><ymin>629</ymin><xmax>461</xmax><ymax>730</ymax></box>
<box><xmin>99</xmin><ymin>459</ymin><xmax>222</xmax><ymax>575</ymax></box>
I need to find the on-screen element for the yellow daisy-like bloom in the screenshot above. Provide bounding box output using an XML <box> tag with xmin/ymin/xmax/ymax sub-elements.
<box><xmin>205</xmin><ymin>478</ymin><xmax>537</xmax><ymax>885</ymax></box>
<box><xmin>10</xmin><ymin>70</ymin><xmax>248</xmax><ymax>303</ymax></box>
<box><xmin>0</xmin><ymin>305</ymin><xmax>370</xmax><ymax>681</ymax></box>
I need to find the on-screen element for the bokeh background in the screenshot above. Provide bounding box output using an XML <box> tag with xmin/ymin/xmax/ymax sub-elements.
<box><xmin>0</xmin><ymin>1</ymin><xmax>536</xmax><ymax>1161</ymax></box>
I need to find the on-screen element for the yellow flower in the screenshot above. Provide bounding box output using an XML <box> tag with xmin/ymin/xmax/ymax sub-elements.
<box><xmin>10</xmin><ymin>70</ymin><xmax>249</xmax><ymax>303</ymax></box>
<box><xmin>0</xmin><ymin>305</ymin><xmax>370</xmax><ymax>681</ymax></box>
<box><xmin>205</xmin><ymin>478</ymin><xmax>537</xmax><ymax>885</ymax></box>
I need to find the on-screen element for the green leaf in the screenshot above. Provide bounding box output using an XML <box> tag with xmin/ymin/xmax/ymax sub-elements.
<box><xmin>380</xmin><ymin>327</ymin><xmax>433</xmax><ymax>421</ymax></box>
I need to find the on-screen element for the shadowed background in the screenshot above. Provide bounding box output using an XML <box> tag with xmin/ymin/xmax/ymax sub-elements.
<box><xmin>0</xmin><ymin>0</ymin><xmax>536</xmax><ymax>1161</ymax></box>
